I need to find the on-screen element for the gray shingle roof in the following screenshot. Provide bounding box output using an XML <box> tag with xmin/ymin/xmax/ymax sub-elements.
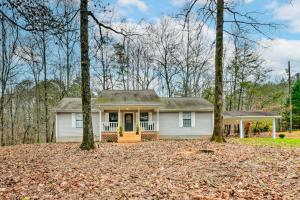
<box><xmin>54</xmin><ymin>90</ymin><xmax>214</xmax><ymax>112</ymax></box>
<box><xmin>160</xmin><ymin>97</ymin><xmax>214</xmax><ymax>111</ymax></box>
<box><xmin>53</xmin><ymin>98</ymin><xmax>99</xmax><ymax>112</ymax></box>
<box><xmin>97</xmin><ymin>90</ymin><xmax>161</xmax><ymax>106</ymax></box>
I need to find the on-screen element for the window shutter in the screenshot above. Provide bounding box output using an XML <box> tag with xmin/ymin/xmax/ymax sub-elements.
<box><xmin>105</xmin><ymin>112</ymin><xmax>109</xmax><ymax>122</ymax></box>
<box><xmin>191</xmin><ymin>112</ymin><xmax>196</xmax><ymax>127</ymax></box>
<box><xmin>71</xmin><ymin>113</ymin><xmax>75</xmax><ymax>128</ymax></box>
<box><xmin>148</xmin><ymin>112</ymin><xmax>152</xmax><ymax>121</ymax></box>
<box><xmin>179</xmin><ymin>112</ymin><xmax>183</xmax><ymax>127</ymax></box>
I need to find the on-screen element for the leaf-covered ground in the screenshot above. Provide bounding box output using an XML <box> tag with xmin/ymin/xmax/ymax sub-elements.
<box><xmin>0</xmin><ymin>140</ymin><xmax>299</xmax><ymax>200</ymax></box>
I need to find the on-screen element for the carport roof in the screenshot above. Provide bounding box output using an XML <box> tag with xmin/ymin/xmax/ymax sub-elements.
<box><xmin>224</xmin><ymin>111</ymin><xmax>281</xmax><ymax>120</ymax></box>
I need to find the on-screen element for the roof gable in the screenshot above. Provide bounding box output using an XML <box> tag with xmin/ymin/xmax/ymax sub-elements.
<box><xmin>97</xmin><ymin>90</ymin><xmax>161</xmax><ymax>106</ymax></box>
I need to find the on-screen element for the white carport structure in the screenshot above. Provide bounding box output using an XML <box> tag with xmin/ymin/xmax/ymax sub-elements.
<box><xmin>224</xmin><ymin>111</ymin><xmax>282</xmax><ymax>139</ymax></box>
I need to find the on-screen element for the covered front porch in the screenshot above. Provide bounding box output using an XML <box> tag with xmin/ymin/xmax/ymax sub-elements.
<box><xmin>99</xmin><ymin>106</ymin><xmax>160</xmax><ymax>142</ymax></box>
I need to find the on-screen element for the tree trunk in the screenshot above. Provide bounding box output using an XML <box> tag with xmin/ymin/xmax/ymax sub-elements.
<box><xmin>9</xmin><ymin>88</ymin><xmax>14</xmax><ymax>145</ymax></box>
<box><xmin>41</xmin><ymin>1</ymin><xmax>49</xmax><ymax>143</ymax></box>
<box><xmin>0</xmin><ymin>16</ymin><xmax>6</xmax><ymax>146</ymax></box>
<box><xmin>80</xmin><ymin>0</ymin><xmax>95</xmax><ymax>150</ymax></box>
<box><xmin>211</xmin><ymin>0</ymin><xmax>225</xmax><ymax>143</ymax></box>
<box><xmin>0</xmin><ymin>86</ymin><xmax>4</xmax><ymax>146</ymax></box>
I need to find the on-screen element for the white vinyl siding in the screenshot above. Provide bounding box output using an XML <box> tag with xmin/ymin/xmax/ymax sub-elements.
<box><xmin>56</xmin><ymin>112</ymin><xmax>100</xmax><ymax>142</ymax></box>
<box><xmin>160</xmin><ymin>112</ymin><xmax>213</xmax><ymax>137</ymax></box>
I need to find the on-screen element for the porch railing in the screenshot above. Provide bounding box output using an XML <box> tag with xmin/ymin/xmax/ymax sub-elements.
<box><xmin>101</xmin><ymin>121</ymin><xmax>158</xmax><ymax>132</ymax></box>
<box><xmin>102</xmin><ymin>122</ymin><xmax>118</xmax><ymax>132</ymax></box>
<box><xmin>140</xmin><ymin>121</ymin><xmax>157</xmax><ymax>131</ymax></box>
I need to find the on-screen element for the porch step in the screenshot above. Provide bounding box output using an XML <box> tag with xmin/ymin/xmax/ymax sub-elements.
<box><xmin>118</xmin><ymin>132</ymin><xmax>141</xmax><ymax>143</ymax></box>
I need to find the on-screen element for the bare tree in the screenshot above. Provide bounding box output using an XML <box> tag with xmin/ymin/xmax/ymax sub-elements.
<box><xmin>92</xmin><ymin>28</ymin><xmax>115</xmax><ymax>91</ymax></box>
<box><xmin>174</xmin><ymin>15</ymin><xmax>212</xmax><ymax>97</ymax></box>
<box><xmin>183</xmin><ymin>0</ymin><xmax>278</xmax><ymax>142</ymax></box>
<box><xmin>0</xmin><ymin>16</ymin><xmax>19</xmax><ymax>146</ymax></box>
<box><xmin>225</xmin><ymin>34</ymin><xmax>269</xmax><ymax>111</ymax></box>
<box><xmin>150</xmin><ymin>17</ymin><xmax>180</xmax><ymax>97</ymax></box>
<box><xmin>56</xmin><ymin>0</ymin><xmax>79</xmax><ymax>94</ymax></box>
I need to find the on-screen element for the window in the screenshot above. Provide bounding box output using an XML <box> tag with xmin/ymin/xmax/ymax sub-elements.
<box><xmin>76</xmin><ymin>113</ymin><xmax>83</xmax><ymax>128</ymax></box>
<box><xmin>183</xmin><ymin>112</ymin><xmax>191</xmax><ymax>127</ymax></box>
<box><xmin>140</xmin><ymin>112</ymin><xmax>149</xmax><ymax>122</ymax></box>
<box><xmin>109</xmin><ymin>112</ymin><xmax>118</xmax><ymax>122</ymax></box>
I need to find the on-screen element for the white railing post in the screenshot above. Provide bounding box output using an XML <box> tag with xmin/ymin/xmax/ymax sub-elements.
<box><xmin>102</xmin><ymin>122</ymin><xmax>118</xmax><ymax>132</ymax></box>
<box><xmin>140</xmin><ymin>121</ymin><xmax>158</xmax><ymax>132</ymax></box>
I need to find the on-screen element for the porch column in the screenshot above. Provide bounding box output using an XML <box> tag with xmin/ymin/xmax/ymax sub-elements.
<box><xmin>137</xmin><ymin>108</ymin><xmax>140</xmax><ymax>125</ymax></box>
<box><xmin>239</xmin><ymin>119</ymin><xmax>244</xmax><ymax>138</ymax></box>
<box><xmin>157</xmin><ymin>109</ymin><xmax>160</xmax><ymax>131</ymax></box>
<box><xmin>118</xmin><ymin>108</ymin><xmax>121</xmax><ymax>127</ymax></box>
<box><xmin>99</xmin><ymin>110</ymin><xmax>102</xmax><ymax>141</ymax></box>
<box><xmin>272</xmin><ymin>118</ymin><xmax>276</xmax><ymax>139</ymax></box>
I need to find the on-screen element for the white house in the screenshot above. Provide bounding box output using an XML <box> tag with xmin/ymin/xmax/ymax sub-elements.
<box><xmin>53</xmin><ymin>90</ymin><xmax>281</xmax><ymax>142</ymax></box>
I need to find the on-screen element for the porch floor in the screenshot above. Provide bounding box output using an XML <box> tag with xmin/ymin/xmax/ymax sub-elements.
<box><xmin>118</xmin><ymin>132</ymin><xmax>141</xmax><ymax>143</ymax></box>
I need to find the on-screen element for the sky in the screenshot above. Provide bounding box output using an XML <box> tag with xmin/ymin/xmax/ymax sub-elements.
<box><xmin>101</xmin><ymin>0</ymin><xmax>300</xmax><ymax>81</ymax></box>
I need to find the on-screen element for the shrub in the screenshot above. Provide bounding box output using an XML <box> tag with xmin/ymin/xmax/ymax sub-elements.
<box><xmin>279</xmin><ymin>134</ymin><xmax>285</xmax><ymax>139</ymax></box>
<box><xmin>118</xmin><ymin>126</ymin><xmax>123</xmax><ymax>137</ymax></box>
<box><xmin>107</xmin><ymin>139</ymin><xmax>113</xmax><ymax>143</ymax></box>
<box><xmin>136</xmin><ymin>123</ymin><xmax>140</xmax><ymax>135</ymax></box>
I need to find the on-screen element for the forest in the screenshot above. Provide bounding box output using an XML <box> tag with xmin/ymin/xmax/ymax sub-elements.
<box><xmin>1</xmin><ymin>1</ymin><xmax>300</xmax><ymax>199</ymax></box>
<box><xmin>0</xmin><ymin>0</ymin><xmax>299</xmax><ymax>146</ymax></box>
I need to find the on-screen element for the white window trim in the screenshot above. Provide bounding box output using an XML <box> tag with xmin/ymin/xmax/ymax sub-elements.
<box><xmin>75</xmin><ymin>113</ymin><xmax>83</xmax><ymax>128</ymax></box>
<box><xmin>183</xmin><ymin>112</ymin><xmax>192</xmax><ymax>128</ymax></box>
<box><xmin>71</xmin><ymin>113</ymin><xmax>75</xmax><ymax>128</ymax></box>
<box><xmin>191</xmin><ymin>112</ymin><xmax>196</xmax><ymax>127</ymax></box>
<box><xmin>179</xmin><ymin>112</ymin><xmax>183</xmax><ymax>127</ymax></box>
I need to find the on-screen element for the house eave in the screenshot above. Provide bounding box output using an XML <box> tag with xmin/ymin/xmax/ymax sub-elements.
<box><xmin>53</xmin><ymin>109</ymin><xmax>100</xmax><ymax>113</ymax></box>
<box><xmin>159</xmin><ymin>108</ymin><xmax>214</xmax><ymax>112</ymax></box>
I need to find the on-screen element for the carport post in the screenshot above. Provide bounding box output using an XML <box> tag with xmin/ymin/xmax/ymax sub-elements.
<box><xmin>272</xmin><ymin>118</ymin><xmax>276</xmax><ymax>139</ymax></box>
<box><xmin>239</xmin><ymin>120</ymin><xmax>244</xmax><ymax>138</ymax></box>
<box><xmin>99</xmin><ymin>110</ymin><xmax>102</xmax><ymax>141</ymax></box>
